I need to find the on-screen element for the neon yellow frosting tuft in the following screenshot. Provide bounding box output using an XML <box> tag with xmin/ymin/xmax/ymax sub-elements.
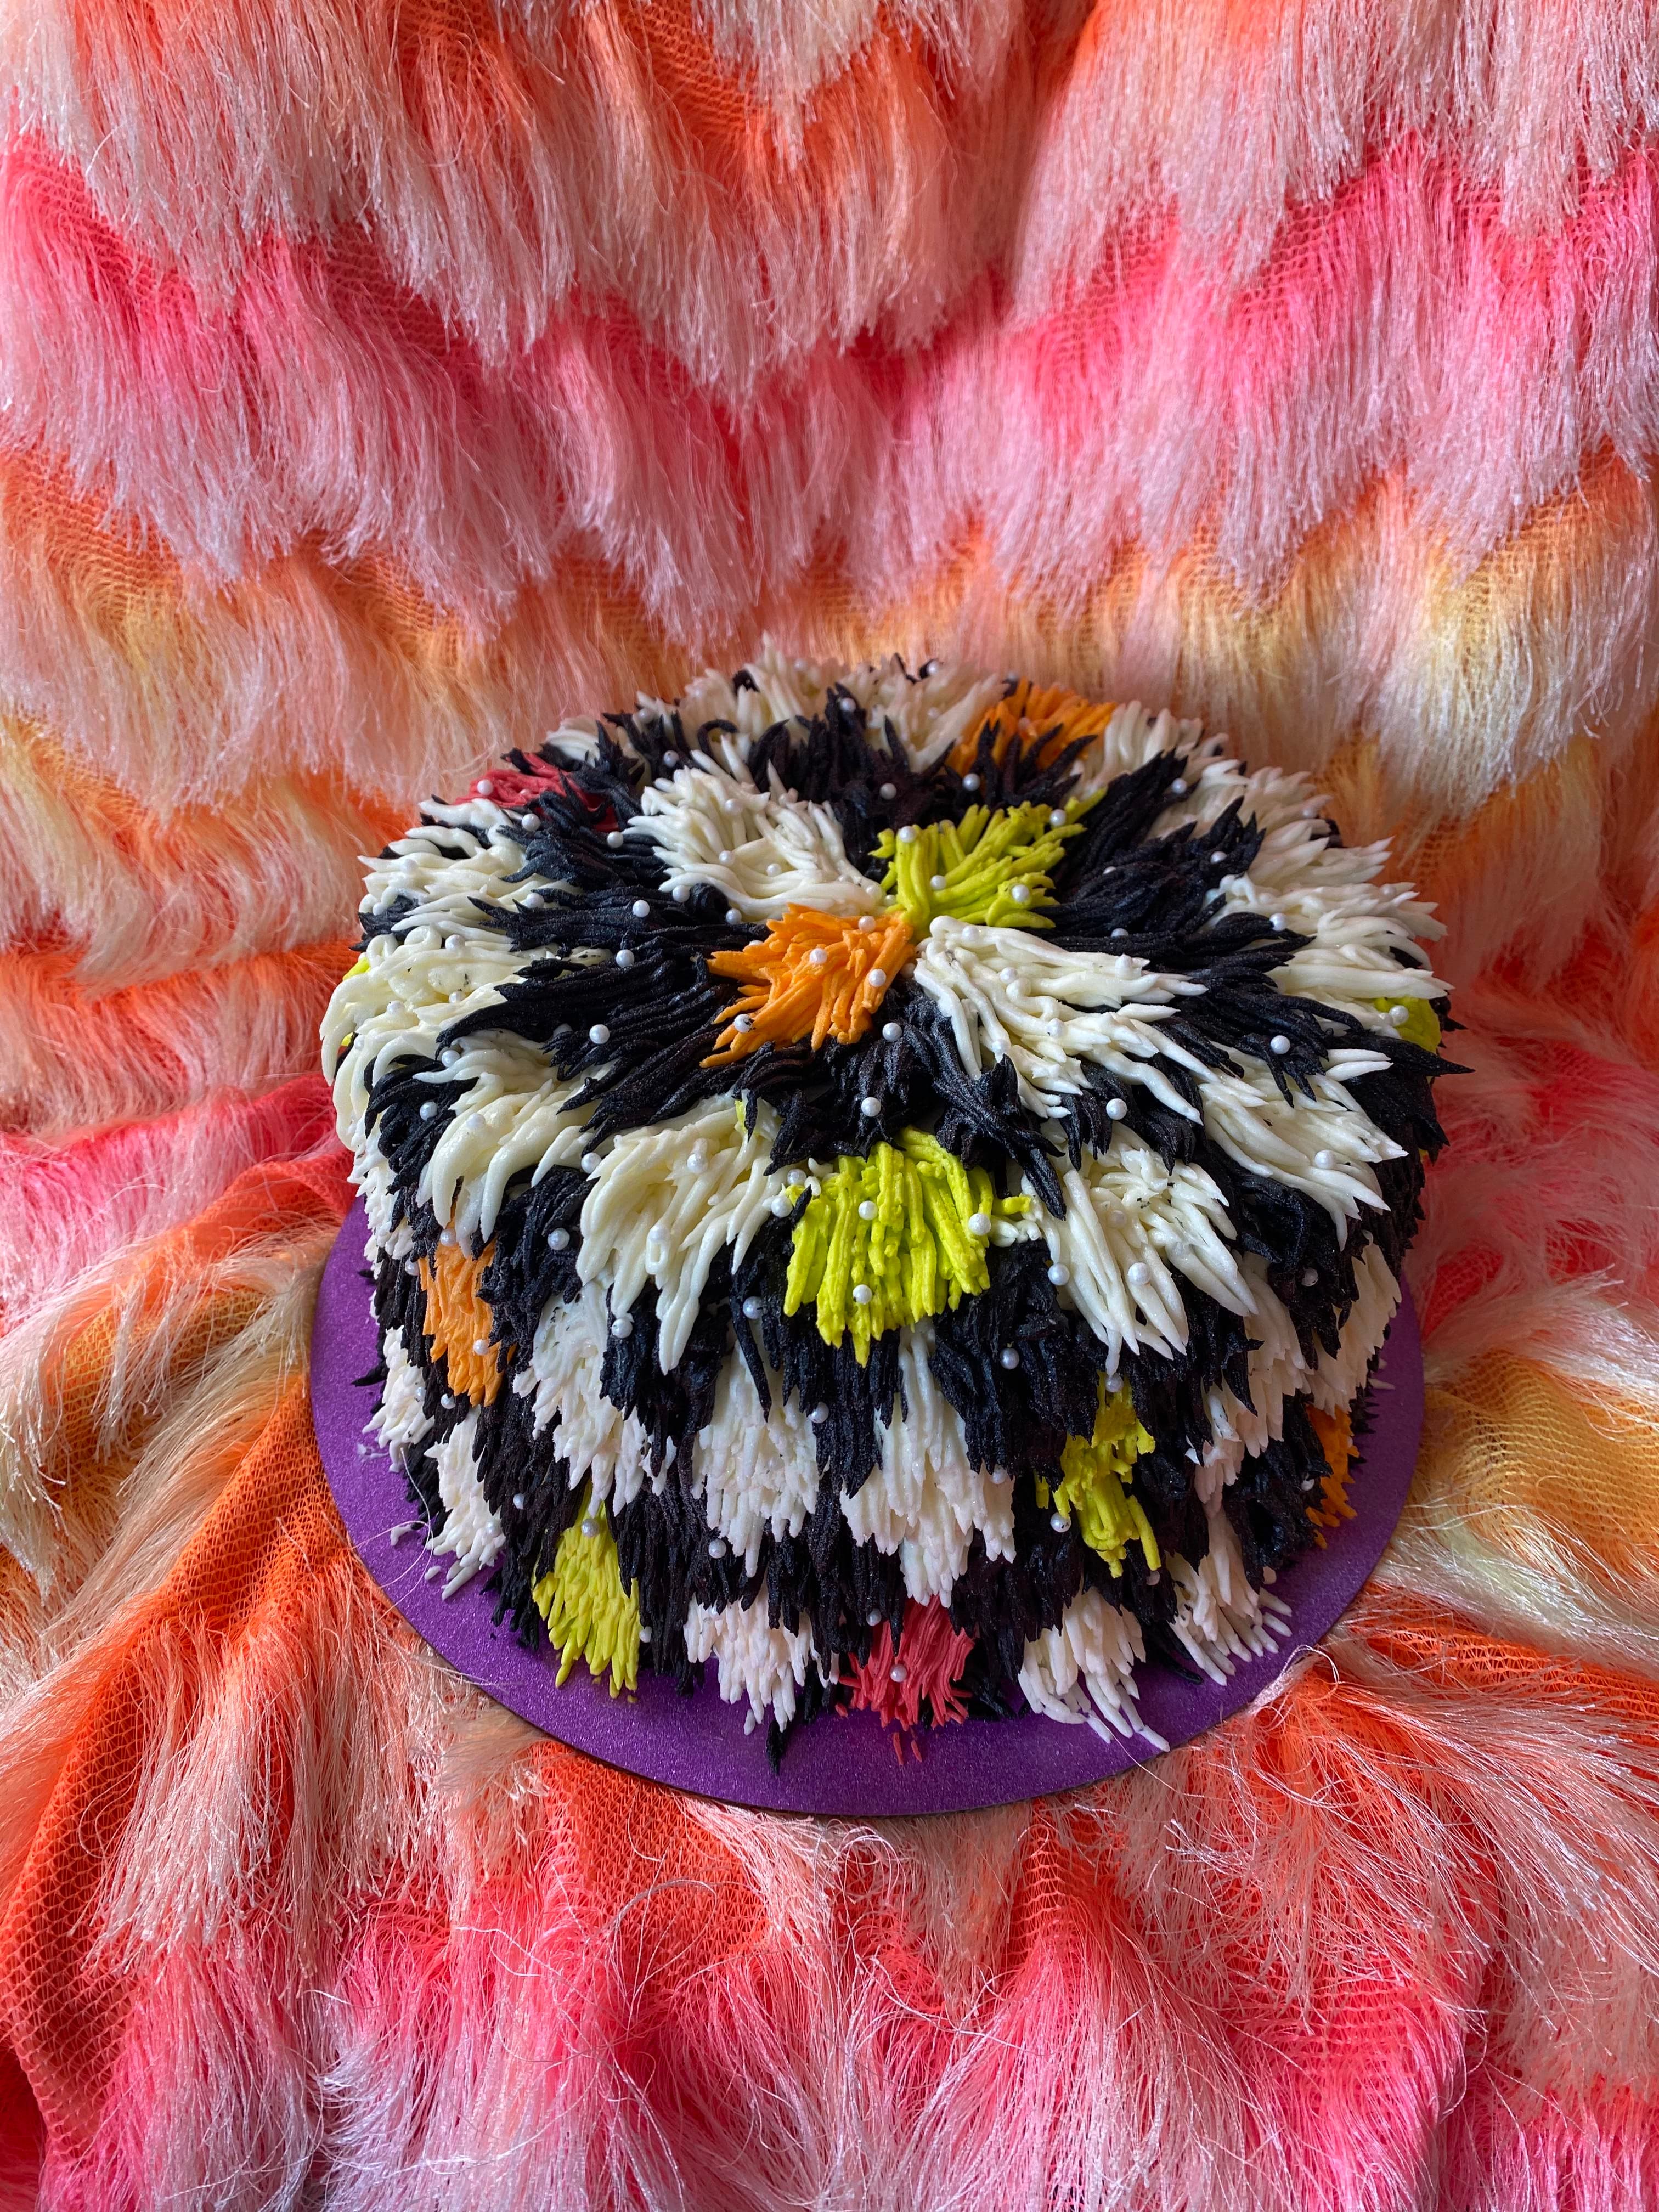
<box><xmin>872</xmin><ymin>800</ymin><xmax>1090</xmax><ymax>933</ymax></box>
<box><xmin>1374</xmin><ymin>996</ymin><xmax>1442</xmax><ymax>1052</ymax></box>
<box><xmin>783</xmin><ymin>1131</ymin><xmax>1029</xmax><ymax>1362</ymax></box>
<box><xmin>532</xmin><ymin>1489</ymin><xmax>642</xmax><ymax>1694</ymax></box>
<box><xmin>1038</xmin><ymin>1380</ymin><xmax>1159</xmax><ymax>1575</ymax></box>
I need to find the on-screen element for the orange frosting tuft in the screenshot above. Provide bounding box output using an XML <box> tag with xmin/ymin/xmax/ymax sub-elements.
<box><xmin>418</xmin><ymin>1240</ymin><xmax>506</xmax><ymax>1404</ymax></box>
<box><xmin>1308</xmin><ymin>1404</ymin><xmax>1357</xmax><ymax>1539</ymax></box>
<box><xmin>948</xmin><ymin>679</ymin><xmax>1118</xmax><ymax>777</ymax></box>
<box><xmin>703</xmin><ymin>905</ymin><xmax>915</xmax><ymax>1064</ymax></box>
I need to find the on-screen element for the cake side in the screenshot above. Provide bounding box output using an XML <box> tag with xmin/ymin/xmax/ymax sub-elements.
<box><xmin>323</xmin><ymin>652</ymin><xmax>1451</xmax><ymax>1759</ymax></box>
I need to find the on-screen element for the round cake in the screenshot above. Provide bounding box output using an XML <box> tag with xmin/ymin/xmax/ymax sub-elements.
<box><xmin>323</xmin><ymin>652</ymin><xmax>1452</xmax><ymax>1763</ymax></box>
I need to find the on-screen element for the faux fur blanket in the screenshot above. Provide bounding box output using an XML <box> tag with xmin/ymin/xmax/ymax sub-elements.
<box><xmin>3</xmin><ymin>7</ymin><xmax>1658</xmax><ymax>2205</ymax></box>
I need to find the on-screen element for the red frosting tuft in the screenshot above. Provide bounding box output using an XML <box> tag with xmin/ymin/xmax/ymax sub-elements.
<box><xmin>844</xmin><ymin>1600</ymin><xmax>974</xmax><ymax>1757</ymax></box>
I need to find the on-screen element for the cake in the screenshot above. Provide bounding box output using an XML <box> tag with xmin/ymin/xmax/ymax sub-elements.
<box><xmin>323</xmin><ymin>652</ymin><xmax>1452</xmax><ymax>1762</ymax></box>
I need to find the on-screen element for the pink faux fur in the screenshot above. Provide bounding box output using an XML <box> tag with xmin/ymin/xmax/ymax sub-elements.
<box><xmin>3</xmin><ymin>2</ymin><xmax>1659</xmax><ymax>2204</ymax></box>
<box><xmin>11</xmin><ymin>137</ymin><xmax>1659</xmax><ymax>612</ymax></box>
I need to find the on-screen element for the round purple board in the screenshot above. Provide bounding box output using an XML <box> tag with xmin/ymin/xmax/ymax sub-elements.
<box><xmin>312</xmin><ymin>1200</ymin><xmax>1422</xmax><ymax>1816</ymax></box>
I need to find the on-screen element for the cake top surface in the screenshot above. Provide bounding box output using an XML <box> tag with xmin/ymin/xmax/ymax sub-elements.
<box><xmin>324</xmin><ymin>651</ymin><xmax>1450</xmax><ymax>1759</ymax></box>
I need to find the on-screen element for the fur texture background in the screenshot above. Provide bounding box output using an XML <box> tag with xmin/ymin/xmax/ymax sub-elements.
<box><xmin>3</xmin><ymin>3</ymin><xmax>1659</xmax><ymax>2204</ymax></box>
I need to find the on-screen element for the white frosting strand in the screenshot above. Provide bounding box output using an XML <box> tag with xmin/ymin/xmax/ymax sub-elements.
<box><xmin>579</xmin><ymin>1098</ymin><xmax>787</xmax><ymax>1370</ymax></box>
<box><xmin>427</xmin><ymin>1412</ymin><xmax>506</xmax><ymax>1600</ymax></box>
<box><xmin>1017</xmin><ymin>1591</ymin><xmax>1166</xmax><ymax>1748</ymax></box>
<box><xmin>682</xmin><ymin>1599</ymin><xmax>820</xmax><ymax>1735</ymax></box>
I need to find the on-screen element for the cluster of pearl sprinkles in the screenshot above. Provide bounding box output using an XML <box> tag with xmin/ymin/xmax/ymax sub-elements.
<box><xmin>324</xmin><ymin>650</ymin><xmax>1453</xmax><ymax>1762</ymax></box>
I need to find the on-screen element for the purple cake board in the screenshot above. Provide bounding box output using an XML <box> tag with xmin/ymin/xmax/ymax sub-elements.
<box><xmin>312</xmin><ymin>1200</ymin><xmax>1422</xmax><ymax>1816</ymax></box>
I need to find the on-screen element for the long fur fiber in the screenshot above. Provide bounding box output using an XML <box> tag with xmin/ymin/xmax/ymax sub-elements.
<box><xmin>4</xmin><ymin>2</ymin><xmax>1659</xmax><ymax>2204</ymax></box>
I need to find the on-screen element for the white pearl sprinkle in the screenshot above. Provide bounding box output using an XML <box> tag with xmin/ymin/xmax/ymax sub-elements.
<box><xmin>867</xmin><ymin>1609</ymin><xmax>883</xmax><ymax>1627</ymax></box>
<box><xmin>673</xmin><ymin>885</ymin><xmax>691</xmax><ymax>902</ymax></box>
<box><xmin>808</xmin><ymin>947</ymin><xmax>829</xmax><ymax>968</ymax></box>
<box><xmin>733</xmin><ymin>1014</ymin><xmax>754</xmax><ymax>1032</ymax></box>
<box><xmin>1111</xmin><ymin>927</ymin><xmax>1128</xmax><ymax>940</ymax></box>
<box><xmin>549</xmin><ymin>1229</ymin><xmax>570</xmax><ymax>1251</ymax></box>
<box><xmin>476</xmin><ymin>778</ymin><xmax>493</xmax><ymax>795</ymax></box>
<box><xmin>589</xmin><ymin>1023</ymin><xmax>611</xmax><ymax>1044</ymax></box>
<box><xmin>404</xmin><ymin>1259</ymin><xmax>417</xmax><ymax>1276</ymax></box>
<box><xmin>1269</xmin><ymin>1034</ymin><xmax>1291</xmax><ymax>1055</ymax></box>
<box><xmin>742</xmin><ymin>1296</ymin><xmax>763</xmax><ymax>1319</ymax></box>
<box><xmin>1301</xmin><ymin>1267</ymin><xmax>1321</xmax><ymax>1287</ymax></box>
<box><xmin>631</xmin><ymin>899</ymin><xmax>650</xmax><ymax>919</ymax></box>
<box><xmin>581</xmin><ymin>1152</ymin><xmax>600</xmax><ymax>1173</ymax></box>
<box><xmin>853</xmin><ymin>1284</ymin><xmax>873</xmax><ymax>1306</ymax></box>
<box><xmin>722</xmin><ymin>795</ymin><xmax>741</xmax><ymax>813</ymax></box>
<box><xmin>1210</xmin><ymin>850</ymin><xmax>1228</xmax><ymax>865</ymax></box>
<box><xmin>1314</xmin><ymin>1149</ymin><xmax>1335</xmax><ymax>1169</ymax></box>
<box><xmin>967</xmin><ymin>1212</ymin><xmax>992</xmax><ymax>1237</ymax></box>
<box><xmin>611</xmin><ymin>1315</ymin><xmax>634</xmax><ymax>1339</ymax></box>
<box><xmin>606</xmin><ymin>830</ymin><xmax>624</xmax><ymax>848</ymax></box>
<box><xmin>867</xmin><ymin>968</ymin><xmax>888</xmax><ymax>989</ymax></box>
<box><xmin>1271</xmin><ymin>912</ymin><xmax>1288</xmax><ymax>930</ymax></box>
<box><xmin>858</xmin><ymin>913</ymin><xmax>878</xmax><ymax>932</ymax></box>
<box><xmin>444</xmin><ymin>934</ymin><xmax>463</xmax><ymax>951</ymax></box>
<box><xmin>1170</xmin><ymin>777</ymin><xmax>1189</xmax><ymax>795</ymax></box>
<box><xmin>1106</xmin><ymin>1098</ymin><xmax>1128</xmax><ymax>1121</ymax></box>
<box><xmin>638</xmin><ymin>1627</ymin><xmax>652</xmax><ymax>1645</ymax></box>
<box><xmin>1009</xmin><ymin>883</ymin><xmax>1031</xmax><ymax>905</ymax></box>
<box><xmin>441</xmin><ymin>1393</ymin><xmax>455</xmax><ymax>1409</ymax></box>
<box><xmin>662</xmin><ymin>751</ymin><xmax>679</xmax><ymax>768</ymax></box>
<box><xmin>1389</xmin><ymin>1003</ymin><xmax>1410</xmax><ymax>1026</ymax></box>
<box><xmin>581</xmin><ymin>1518</ymin><xmax>599</xmax><ymax>1540</ymax></box>
<box><xmin>896</xmin><ymin>824</ymin><xmax>918</xmax><ymax>844</ymax></box>
<box><xmin>857</xmin><ymin>1200</ymin><xmax>877</xmax><ymax>1221</ymax></box>
<box><xmin>1127</xmin><ymin>1262</ymin><xmax>1150</xmax><ymax>1286</ymax></box>
<box><xmin>771</xmin><ymin>1193</ymin><xmax>792</xmax><ymax>1216</ymax></box>
<box><xmin>1049</xmin><ymin>1512</ymin><xmax>1070</xmax><ymax>1534</ymax></box>
<box><xmin>1049</xmin><ymin>809</ymin><xmax>1067</xmax><ymax>827</ymax></box>
<box><xmin>810</xmin><ymin>1403</ymin><xmax>830</xmax><ymax>1425</ymax></box>
<box><xmin>615</xmin><ymin>948</ymin><xmax>635</xmax><ymax>969</ymax></box>
<box><xmin>420</xmin><ymin>1102</ymin><xmax>438</xmax><ymax>1120</ymax></box>
<box><xmin>962</xmin><ymin>773</ymin><xmax>980</xmax><ymax>791</ymax></box>
<box><xmin>1047</xmin><ymin>1263</ymin><xmax>1070</xmax><ymax>1286</ymax></box>
<box><xmin>929</xmin><ymin>873</ymin><xmax>948</xmax><ymax>891</ymax></box>
<box><xmin>523</xmin><ymin>891</ymin><xmax>544</xmax><ymax>909</ymax></box>
<box><xmin>472</xmin><ymin>1338</ymin><xmax>489</xmax><ymax>1355</ymax></box>
<box><xmin>708</xmin><ymin>1538</ymin><xmax>727</xmax><ymax>1559</ymax></box>
<box><xmin>999</xmin><ymin>1347</ymin><xmax>1020</xmax><ymax>1370</ymax></box>
<box><xmin>879</xmin><ymin>782</ymin><xmax>897</xmax><ymax>800</ymax></box>
<box><xmin>860</xmin><ymin>1096</ymin><xmax>881</xmax><ymax>1118</ymax></box>
<box><xmin>889</xmin><ymin>1663</ymin><xmax>907</xmax><ymax>1684</ymax></box>
<box><xmin>512</xmin><ymin>1493</ymin><xmax>527</xmax><ymax>1511</ymax></box>
<box><xmin>726</xmin><ymin>908</ymin><xmax>743</xmax><ymax>924</ymax></box>
<box><xmin>882</xmin><ymin>1020</ymin><xmax>902</xmax><ymax>1042</ymax></box>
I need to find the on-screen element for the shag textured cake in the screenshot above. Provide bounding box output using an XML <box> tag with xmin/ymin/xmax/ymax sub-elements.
<box><xmin>324</xmin><ymin>653</ymin><xmax>1452</xmax><ymax>1762</ymax></box>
